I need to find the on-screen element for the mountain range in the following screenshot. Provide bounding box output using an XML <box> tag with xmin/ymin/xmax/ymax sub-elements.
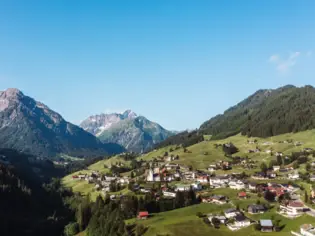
<box><xmin>2</xmin><ymin>85</ymin><xmax>315</xmax><ymax>158</ymax></box>
<box><xmin>80</xmin><ymin>110</ymin><xmax>175</xmax><ymax>153</ymax></box>
<box><xmin>0</xmin><ymin>88</ymin><xmax>125</xmax><ymax>158</ymax></box>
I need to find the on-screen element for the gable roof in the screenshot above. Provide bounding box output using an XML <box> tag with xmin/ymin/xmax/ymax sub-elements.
<box><xmin>138</xmin><ymin>211</ymin><xmax>149</xmax><ymax>217</ymax></box>
<box><xmin>260</xmin><ymin>219</ymin><xmax>273</xmax><ymax>227</ymax></box>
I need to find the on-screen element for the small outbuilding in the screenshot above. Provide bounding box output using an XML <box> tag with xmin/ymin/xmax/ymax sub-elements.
<box><xmin>260</xmin><ymin>219</ymin><xmax>273</xmax><ymax>232</ymax></box>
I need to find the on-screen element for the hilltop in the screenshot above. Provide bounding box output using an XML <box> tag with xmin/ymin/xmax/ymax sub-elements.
<box><xmin>80</xmin><ymin>110</ymin><xmax>175</xmax><ymax>153</ymax></box>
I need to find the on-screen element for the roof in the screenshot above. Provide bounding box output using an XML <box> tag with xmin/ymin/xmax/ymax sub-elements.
<box><xmin>289</xmin><ymin>201</ymin><xmax>304</xmax><ymax>208</ymax></box>
<box><xmin>235</xmin><ymin>215</ymin><xmax>247</xmax><ymax>222</ymax></box>
<box><xmin>225</xmin><ymin>208</ymin><xmax>237</xmax><ymax>213</ymax></box>
<box><xmin>260</xmin><ymin>220</ymin><xmax>273</xmax><ymax>227</ymax></box>
<box><xmin>238</xmin><ymin>192</ymin><xmax>247</xmax><ymax>197</ymax></box>
<box><xmin>249</xmin><ymin>204</ymin><xmax>265</xmax><ymax>211</ymax></box>
<box><xmin>138</xmin><ymin>211</ymin><xmax>149</xmax><ymax>217</ymax></box>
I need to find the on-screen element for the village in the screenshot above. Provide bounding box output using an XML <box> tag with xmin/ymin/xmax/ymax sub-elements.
<box><xmin>69</xmin><ymin>139</ymin><xmax>315</xmax><ymax>235</ymax></box>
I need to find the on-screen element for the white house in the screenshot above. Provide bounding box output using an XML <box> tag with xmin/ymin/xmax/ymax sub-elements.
<box><xmin>163</xmin><ymin>191</ymin><xmax>176</xmax><ymax>198</ymax></box>
<box><xmin>224</xmin><ymin>209</ymin><xmax>240</xmax><ymax>218</ymax></box>
<box><xmin>229</xmin><ymin>180</ymin><xmax>246</xmax><ymax>190</ymax></box>
<box><xmin>273</xmin><ymin>166</ymin><xmax>280</xmax><ymax>171</ymax></box>
<box><xmin>146</xmin><ymin>169</ymin><xmax>161</xmax><ymax>182</ymax></box>
<box><xmin>280</xmin><ymin>201</ymin><xmax>305</xmax><ymax>217</ymax></box>
<box><xmin>209</xmin><ymin>175</ymin><xmax>230</xmax><ymax>186</ymax></box>
<box><xmin>288</xmin><ymin>172</ymin><xmax>300</xmax><ymax>180</ymax></box>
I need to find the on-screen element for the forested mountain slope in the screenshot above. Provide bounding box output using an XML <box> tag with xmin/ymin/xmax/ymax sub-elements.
<box><xmin>154</xmin><ymin>85</ymin><xmax>315</xmax><ymax>148</ymax></box>
<box><xmin>0</xmin><ymin>149</ymin><xmax>72</xmax><ymax>236</ymax></box>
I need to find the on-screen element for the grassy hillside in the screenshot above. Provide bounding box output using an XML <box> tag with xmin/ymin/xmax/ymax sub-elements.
<box><xmin>63</xmin><ymin>129</ymin><xmax>315</xmax><ymax>199</ymax></box>
<box><xmin>139</xmin><ymin>129</ymin><xmax>315</xmax><ymax>170</ymax></box>
<box><xmin>127</xmin><ymin>203</ymin><xmax>315</xmax><ymax>236</ymax></box>
<box><xmin>62</xmin><ymin>155</ymin><xmax>132</xmax><ymax>200</ymax></box>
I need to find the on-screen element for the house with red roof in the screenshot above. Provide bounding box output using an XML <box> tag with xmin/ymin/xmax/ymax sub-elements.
<box><xmin>138</xmin><ymin>211</ymin><xmax>149</xmax><ymax>220</ymax></box>
<box><xmin>238</xmin><ymin>192</ymin><xmax>247</xmax><ymax>199</ymax></box>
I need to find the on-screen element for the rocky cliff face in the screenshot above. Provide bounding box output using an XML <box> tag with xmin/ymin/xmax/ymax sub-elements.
<box><xmin>0</xmin><ymin>88</ymin><xmax>125</xmax><ymax>158</ymax></box>
<box><xmin>80</xmin><ymin>110</ymin><xmax>175</xmax><ymax>153</ymax></box>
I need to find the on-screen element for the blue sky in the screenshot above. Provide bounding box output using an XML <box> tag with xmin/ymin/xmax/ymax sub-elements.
<box><xmin>1</xmin><ymin>1</ymin><xmax>315</xmax><ymax>130</ymax></box>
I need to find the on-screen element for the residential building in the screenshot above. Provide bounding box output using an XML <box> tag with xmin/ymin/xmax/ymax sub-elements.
<box><xmin>229</xmin><ymin>180</ymin><xmax>246</xmax><ymax>190</ymax></box>
<box><xmin>288</xmin><ymin>172</ymin><xmax>300</xmax><ymax>180</ymax></box>
<box><xmin>207</xmin><ymin>215</ymin><xmax>227</xmax><ymax>224</ymax></box>
<box><xmin>224</xmin><ymin>208</ymin><xmax>240</xmax><ymax>218</ymax></box>
<box><xmin>175</xmin><ymin>184</ymin><xmax>191</xmax><ymax>192</ymax></box>
<box><xmin>260</xmin><ymin>220</ymin><xmax>273</xmax><ymax>232</ymax></box>
<box><xmin>234</xmin><ymin>215</ymin><xmax>250</xmax><ymax>227</ymax></box>
<box><xmin>280</xmin><ymin>201</ymin><xmax>306</xmax><ymax>217</ymax></box>
<box><xmin>248</xmin><ymin>205</ymin><xmax>266</xmax><ymax>214</ymax></box>
<box><xmin>248</xmin><ymin>182</ymin><xmax>257</xmax><ymax>191</ymax></box>
<box><xmin>211</xmin><ymin>195</ymin><xmax>228</xmax><ymax>205</ymax></box>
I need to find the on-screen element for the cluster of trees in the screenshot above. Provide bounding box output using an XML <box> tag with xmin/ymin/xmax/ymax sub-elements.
<box><xmin>200</xmin><ymin>85</ymin><xmax>315</xmax><ymax>139</ymax></box>
<box><xmin>65</xmin><ymin>188</ymin><xmax>200</xmax><ymax>236</ymax></box>
<box><xmin>0</xmin><ymin>149</ymin><xmax>74</xmax><ymax>236</ymax></box>
<box><xmin>119</xmin><ymin>152</ymin><xmax>139</xmax><ymax>161</ymax></box>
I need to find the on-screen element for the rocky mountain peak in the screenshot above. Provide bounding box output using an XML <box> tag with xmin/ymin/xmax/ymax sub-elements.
<box><xmin>0</xmin><ymin>88</ymin><xmax>24</xmax><ymax>99</ymax></box>
<box><xmin>122</xmin><ymin>109</ymin><xmax>137</xmax><ymax>119</ymax></box>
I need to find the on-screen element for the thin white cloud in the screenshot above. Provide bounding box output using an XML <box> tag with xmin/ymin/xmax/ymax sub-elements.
<box><xmin>268</xmin><ymin>51</ymin><xmax>300</xmax><ymax>75</ymax></box>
